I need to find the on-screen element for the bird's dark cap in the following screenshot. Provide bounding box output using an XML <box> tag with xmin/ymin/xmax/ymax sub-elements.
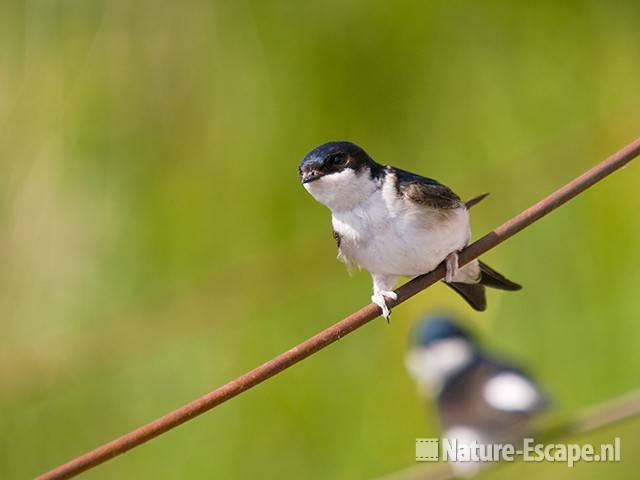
<box><xmin>299</xmin><ymin>141</ymin><xmax>374</xmax><ymax>171</ymax></box>
<box><xmin>410</xmin><ymin>314</ymin><xmax>473</xmax><ymax>347</ymax></box>
<box><xmin>298</xmin><ymin>141</ymin><xmax>383</xmax><ymax>184</ymax></box>
<box><xmin>300</xmin><ymin>141</ymin><xmax>365</xmax><ymax>165</ymax></box>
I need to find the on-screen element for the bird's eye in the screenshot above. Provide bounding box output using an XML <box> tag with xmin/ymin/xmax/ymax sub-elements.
<box><xmin>330</xmin><ymin>154</ymin><xmax>347</xmax><ymax>166</ymax></box>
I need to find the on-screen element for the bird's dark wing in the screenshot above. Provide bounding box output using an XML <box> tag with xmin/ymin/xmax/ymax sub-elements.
<box><xmin>465</xmin><ymin>192</ymin><xmax>490</xmax><ymax>209</ymax></box>
<box><xmin>438</xmin><ymin>358</ymin><xmax>548</xmax><ymax>437</ymax></box>
<box><xmin>391</xmin><ymin>167</ymin><xmax>463</xmax><ymax>209</ymax></box>
<box><xmin>481</xmin><ymin>358</ymin><xmax>550</xmax><ymax>413</ymax></box>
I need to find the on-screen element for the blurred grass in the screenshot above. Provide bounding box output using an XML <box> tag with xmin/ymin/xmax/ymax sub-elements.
<box><xmin>1</xmin><ymin>1</ymin><xmax>639</xmax><ymax>479</ymax></box>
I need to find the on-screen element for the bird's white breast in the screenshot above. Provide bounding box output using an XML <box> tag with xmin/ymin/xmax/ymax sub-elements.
<box><xmin>328</xmin><ymin>172</ymin><xmax>471</xmax><ymax>277</ymax></box>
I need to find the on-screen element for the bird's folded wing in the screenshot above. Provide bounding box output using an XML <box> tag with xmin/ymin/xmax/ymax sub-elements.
<box><xmin>392</xmin><ymin>167</ymin><xmax>463</xmax><ymax>209</ymax></box>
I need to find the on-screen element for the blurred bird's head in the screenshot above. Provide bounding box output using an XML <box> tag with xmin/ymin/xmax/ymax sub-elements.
<box><xmin>405</xmin><ymin>315</ymin><xmax>478</xmax><ymax>394</ymax></box>
<box><xmin>298</xmin><ymin>141</ymin><xmax>383</xmax><ymax>211</ymax></box>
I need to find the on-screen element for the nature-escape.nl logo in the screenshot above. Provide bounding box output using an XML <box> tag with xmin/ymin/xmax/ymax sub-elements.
<box><xmin>415</xmin><ymin>437</ymin><xmax>621</xmax><ymax>467</ymax></box>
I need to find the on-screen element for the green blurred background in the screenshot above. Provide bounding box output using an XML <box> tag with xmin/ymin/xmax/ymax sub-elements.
<box><xmin>1</xmin><ymin>1</ymin><xmax>639</xmax><ymax>479</ymax></box>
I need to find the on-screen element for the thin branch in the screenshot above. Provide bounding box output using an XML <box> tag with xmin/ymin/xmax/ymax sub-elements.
<box><xmin>37</xmin><ymin>138</ymin><xmax>640</xmax><ymax>480</ymax></box>
<box><xmin>568</xmin><ymin>389</ymin><xmax>640</xmax><ymax>435</ymax></box>
<box><xmin>376</xmin><ymin>388</ymin><xmax>640</xmax><ymax>480</ymax></box>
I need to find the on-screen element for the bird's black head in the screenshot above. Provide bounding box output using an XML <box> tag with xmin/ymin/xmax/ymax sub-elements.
<box><xmin>298</xmin><ymin>141</ymin><xmax>379</xmax><ymax>184</ymax></box>
<box><xmin>410</xmin><ymin>314</ymin><xmax>474</xmax><ymax>348</ymax></box>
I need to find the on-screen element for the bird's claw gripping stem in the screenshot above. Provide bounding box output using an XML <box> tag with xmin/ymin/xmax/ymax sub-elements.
<box><xmin>371</xmin><ymin>290</ymin><xmax>398</xmax><ymax>322</ymax></box>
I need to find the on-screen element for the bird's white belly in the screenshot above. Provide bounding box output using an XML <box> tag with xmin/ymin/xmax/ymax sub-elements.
<box><xmin>332</xmin><ymin>196</ymin><xmax>470</xmax><ymax>277</ymax></box>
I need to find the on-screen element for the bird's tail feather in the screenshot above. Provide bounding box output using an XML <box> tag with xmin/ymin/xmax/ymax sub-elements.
<box><xmin>446</xmin><ymin>282</ymin><xmax>487</xmax><ymax>311</ymax></box>
<box><xmin>478</xmin><ymin>261</ymin><xmax>522</xmax><ymax>291</ymax></box>
<box><xmin>445</xmin><ymin>261</ymin><xmax>521</xmax><ymax>311</ymax></box>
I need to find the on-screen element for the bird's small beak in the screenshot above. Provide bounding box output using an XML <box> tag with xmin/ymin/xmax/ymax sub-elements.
<box><xmin>301</xmin><ymin>170</ymin><xmax>323</xmax><ymax>184</ymax></box>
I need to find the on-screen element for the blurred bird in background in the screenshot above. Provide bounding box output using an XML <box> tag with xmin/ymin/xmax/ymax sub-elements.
<box><xmin>406</xmin><ymin>314</ymin><xmax>549</xmax><ymax>477</ymax></box>
<box><xmin>298</xmin><ymin>141</ymin><xmax>521</xmax><ymax>320</ymax></box>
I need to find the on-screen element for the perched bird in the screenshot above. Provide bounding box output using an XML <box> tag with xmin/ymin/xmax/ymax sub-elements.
<box><xmin>406</xmin><ymin>315</ymin><xmax>548</xmax><ymax>477</ymax></box>
<box><xmin>298</xmin><ymin>141</ymin><xmax>521</xmax><ymax>320</ymax></box>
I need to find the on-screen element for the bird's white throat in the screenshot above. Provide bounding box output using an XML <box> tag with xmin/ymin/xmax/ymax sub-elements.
<box><xmin>406</xmin><ymin>339</ymin><xmax>475</xmax><ymax>394</ymax></box>
<box><xmin>303</xmin><ymin>168</ymin><xmax>379</xmax><ymax>212</ymax></box>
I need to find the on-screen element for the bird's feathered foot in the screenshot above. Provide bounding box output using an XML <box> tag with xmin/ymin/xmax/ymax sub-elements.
<box><xmin>371</xmin><ymin>290</ymin><xmax>397</xmax><ymax>322</ymax></box>
<box><xmin>371</xmin><ymin>273</ymin><xmax>399</xmax><ymax>322</ymax></box>
<box><xmin>444</xmin><ymin>252</ymin><xmax>459</xmax><ymax>283</ymax></box>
